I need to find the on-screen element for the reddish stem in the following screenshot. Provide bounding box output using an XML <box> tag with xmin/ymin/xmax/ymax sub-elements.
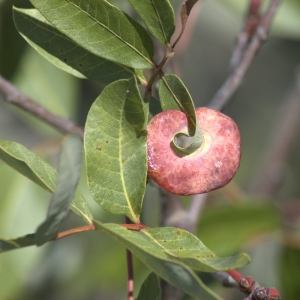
<box><xmin>126</xmin><ymin>217</ymin><xmax>134</xmax><ymax>300</ymax></box>
<box><xmin>227</xmin><ymin>269</ymin><xmax>244</xmax><ymax>282</ymax></box>
<box><xmin>119</xmin><ymin>223</ymin><xmax>149</xmax><ymax>231</ymax></box>
<box><xmin>55</xmin><ymin>223</ymin><xmax>95</xmax><ymax>240</ymax></box>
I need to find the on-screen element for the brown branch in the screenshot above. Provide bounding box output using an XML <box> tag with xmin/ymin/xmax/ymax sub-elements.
<box><xmin>208</xmin><ymin>0</ymin><xmax>282</xmax><ymax>111</ymax></box>
<box><xmin>229</xmin><ymin>0</ymin><xmax>262</xmax><ymax>72</ymax></box>
<box><xmin>55</xmin><ymin>223</ymin><xmax>95</xmax><ymax>240</ymax></box>
<box><xmin>252</xmin><ymin>68</ymin><xmax>300</xmax><ymax>196</ymax></box>
<box><xmin>0</xmin><ymin>74</ymin><xmax>84</xmax><ymax>138</ymax></box>
<box><xmin>125</xmin><ymin>217</ymin><xmax>134</xmax><ymax>300</ymax></box>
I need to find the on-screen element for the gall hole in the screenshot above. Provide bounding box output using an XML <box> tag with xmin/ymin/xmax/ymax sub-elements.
<box><xmin>176</xmin><ymin>135</ymin><xmax>193</xmax><ymax>147</ymax></box>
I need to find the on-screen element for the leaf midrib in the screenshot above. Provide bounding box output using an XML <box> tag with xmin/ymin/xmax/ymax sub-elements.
<box><xmin>119</xmin><ymin>96</ymin><xmax>137</xmax><ymax>222</ymax></box>
<box><xmin>67</xmin><ymin>0</ymin><xmax>154</xmax><ymax>67</ymax></box>
<box><xmin>150</xmin><ymin>0</ymin><xmax>168</xmax><ymax>44</ymax></box>
<box><xmin>21</xmin><ymin>10</ymin><xmax>135</xmax><ymax>76</ymax></box>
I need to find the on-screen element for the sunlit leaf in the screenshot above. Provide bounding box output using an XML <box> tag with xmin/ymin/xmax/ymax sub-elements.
<box><xmin>0</xmin><ymin>140</ymin><xmax>92</xmax><ymax>224</ymax></box>
<box><xmin>158</xmin><ymin>74</ymin><xmax>203</xmax><ymax>155</ymax></box>
<box><xmin>136</xmin><ymin>272</ymin><xmax>162</xmax><ymax>300</ymax></box>
<box><xmin>94</xmin><ymin>220</ymin><xmax>234</xmax><ymax>300</ymax></box>
<box><xmin>29</xmin><ymin>0</ymin><xmax>154</xmax><ymax>69</ymax></box>
<box><xmin>36</xmin><ymin>135</ymin><xmax>82</xmax><ymax>245</ymax></box>
<box><xmin>85</xmin><ymin>78</ymin><xmax>147</xmax><ymax>223</ymax></box>
<box><xmin>128</xmin><ymin>0</ymin><xmax>175</xmax><ymax>45</ymax></box>
<box><xmin>13</xmin><ymin>8</ymin><xmax>134</xmax><ymax>84</ymax></box>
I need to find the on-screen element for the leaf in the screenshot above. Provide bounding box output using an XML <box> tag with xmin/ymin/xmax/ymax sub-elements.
<box><xmin>128</xmin><ymin>0</ymin><xmax>175</xmax><ymax>45</ymax></box>
<box><xmin>13</xmin><ymin>8</ymin><xmax>134</xmax><ymax>84</ymax></box>
<box><xmin>159</xmin><ymin>74</ymin><xmax>203</xmax><ymax>155</ymax></box>
<box><xmin>280</xmin><ymin>245</ymin><xmax>300</xmax><ymax>299</ymax></box>
<box><xmin>36</xmin><ymin>135</ymin><xmax>82</xmax><ymax>245</ymax></box>
<box><xmin>136</xmin><ymin>272</ymin><xmax>162</xmax><ymax>300</ymax></box>
<box><xmin>0</xmin><ymin>139</ymin><xmax>92</xmax><ymax>224</ymax></box>
<box><xmin>0</xmin><ymin>234</ymin><xmax>35</xmax><ymax>253</ymax></box>
<box><xmin>94</xmin><ymin>220</ymin><xmax>232</xmax><ymax>300</ymax></box>
<box><xmin>173</xmin><ymin>0</ymin><xmax>198</xmax><ymax>47</ymax></box>
<box><xmin>85</xmin><ymin>78</ymin><xmax>147</xmax><ymax>223</ymax></box>
<box><xmin>197</xmin><ymin>202</ymin><xmax>281</xmax><ymax>255</ymax></box>
<box><xmin>29</xmin><ymin>0</ymin><xmax>154</xmax><ymax>69</ymax></box>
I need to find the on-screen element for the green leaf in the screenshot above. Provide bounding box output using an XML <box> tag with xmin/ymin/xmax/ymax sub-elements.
<box><xmin>0</xmin><ymin>234</ymin><xmax>35</xmax><ymax>253</ymax></box>
<box><xmin>0</xmin><ymin>140</ymin><xmax>92</xmax><ymax>224</ymax></box>
<box><xmin>128</xmin><ymin>0</ymin><xmax>175</xmax><ymax>45</ymax></box>
<box><xmin>29</xmin><ymin>0</ymin><xmax>154</xmax><ymax>69</ymax></box>
<box><xmin>198</xmin><ymin>202</ymin><xmax>281</xmax><ymax>256</ymax></box>
<box><xmin>36</xmin><ymin>135</ymin><xmax>82</xmax><ymax>245</ymax></box>
<box><xmin>85</xmin><ymin>78</ymin><xmax>147</xmax><ymax>223</ymax></box>
<box><xmin>137</xmin><ymin>272</ymin><xmax>162</xmax><ymax>300</ymax></box>
<box><xmin>13</xmin><ymin>8</ymin><xmax>134</xmax><ymax>84</ymax></box>
<box><xmin>159</xmin><ymin>74</ymin><xmax>203</xmax><ymax>155</ymax></box>
<box><xmin>280</xmin><ymin>245</ymin><xmax>300</xmax><ymax>299</ymax></box>
<box><xmin>94</xmin><ymin>220</ymin><xmax>231</xmax><ymax>300</ymax></box>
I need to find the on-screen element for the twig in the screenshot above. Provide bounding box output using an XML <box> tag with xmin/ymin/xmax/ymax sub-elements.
<box><xmin>252</xmin><ymin>68</ymin><xmax>300</xmax><ymax>196</ymax></box>
<box><xmin>126</xmin><ymin>217</ymin><xmax>134</xmax><ymax>300</ymax></box>
<box><xmin>229</xmin><ymin>0</ymin><xmax>262</xmax><ymax>72</ymax></box>
<box><xmin>208</xmin><ymin>0</ymin><xmax>282</xmax><ymax>111</ymax></box>
<box><xmin>188</xmin><ymin>193</ymin><xmax>207</xmax><ymax>230</ymax></box>
<box><xmin>55</xmin><ymin>223</ymin><xmax>95</xmax><ymax>240</ymax></box>
<box><xmin>0</xmin><ymin>75</ymin><xmax>84</xmax><ymax>138</ymax></box>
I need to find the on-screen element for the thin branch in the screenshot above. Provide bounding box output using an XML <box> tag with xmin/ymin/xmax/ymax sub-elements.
<box><xmin>55</xmin><ymin>223</ymin><xmax>95</xmax><ymax>240</ymax></box>
<box><xmin>252</xmin><ymin>68</ymin><xmax>300</xmax><ymax>196</ymax></box>
<box><xmin>0</xmin><ymin>75</ymin><xmax>84</xmax><ymax>138</ymax></box>
<box><xmin>126</xmin><ymin>217</ymin><xmax>134</xmax><ymax>300</ymax></box>
<box><xmin>208</xmin><ymin>0</ymin><xmax>282</xmax><ymax>111</ymax></box>
<box><xmin>229</xmin><ymin>0</ymin><xmax>262</xmax><ymax>72</ymax></box>
<box><xmin>188</xmin><ymin>193</ymin><xmax>207</xmax><ymax>230</ymax></box>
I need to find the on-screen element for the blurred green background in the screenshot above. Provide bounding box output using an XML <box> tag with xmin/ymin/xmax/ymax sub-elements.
<box><xmin>0</xmin><ymin>0</ymin><xmax>300</xmax><ymax>299</ymax></box>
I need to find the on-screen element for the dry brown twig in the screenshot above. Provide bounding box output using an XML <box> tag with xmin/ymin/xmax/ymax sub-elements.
<box><xmin>208</xmin><ymin>0</ymin><xmax>282</xmax><ymax>111</ymax></box>
<box><xmin>0</xmin><ymin>74</ymin><xmax>84</xmax><ymax>138</ymax></box>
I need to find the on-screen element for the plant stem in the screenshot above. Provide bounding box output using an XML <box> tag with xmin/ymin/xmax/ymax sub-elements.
<box><xmin>208</xmin><ymin>0</ymin><xmax>282</xmax><ymax>111</ymax></box>
<box><xmin>0</xmin><ymin>74</ymin><xmax>84</xmax><ymax>138</ymax></box>
<box><xmin>144</xmin><ymin>50</ymin><xmax>172</xmax><ymax>98</ymax></box>
<box><xmin>55</xmin><ymin>223</ymin><xmax>95</xmax><ymax>240</ymax></box>
<box><xmin>126</xmin><ymin>217</ymin><xmax>134</xmax><ymax>300</ymax></box>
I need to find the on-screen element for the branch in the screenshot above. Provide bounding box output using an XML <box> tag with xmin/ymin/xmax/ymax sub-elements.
<box><xmin>208</xmin><ymin>0</ymin><xmax>282</xmax><ymax>111</ymax></box>
<box><xmin>251</xmin><ymin>68</ymin><xmax>300</xmax><ymax>196</ymax></box>
<box><xmin>0</xmin><ymin>75</ymin><xmax>84</xmax><ymax>138</ymax></box>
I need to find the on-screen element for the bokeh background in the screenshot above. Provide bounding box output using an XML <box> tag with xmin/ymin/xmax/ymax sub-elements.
<box><xmin>0</xmin><ymin>0</ymin><xmax>300</xmax><ymax>299</ymax></box>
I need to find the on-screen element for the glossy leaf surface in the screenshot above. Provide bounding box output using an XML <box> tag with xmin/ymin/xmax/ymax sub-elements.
<box><xmin>13</xmin><ymin>8</ymin><xmax>134</xmax><ymax>84</ymax></box>
<box><xmin>129</xmin><ymin>0</ymin><xmax>175</xmax><ymax>45</ymax></box>
<box><xmin>159</xmin><ymin>74</ymin><xmax>203</xmax><ymax>155</ymax></box>
<box><xmin>85</xmin><ymin>78</ymin><xmax>147</xmax><ymax>223</ymax></box>
<box><xmin>137</xmin><ymin>272</ymin><xmax>162</xmax><ymax>300</ymax></box>
<box><xmin>94</xmin><ymin>220</ymin><xmax>230</xmax><ymax>300</ymax></box>
<box><xmin>29</xmin><ymin>0</ymin><xmax>154</xmax><ymax>69</ymax></box>
<box><xmin>36</xmin><ymin>135</ymin><xmax>82</xmax><ymax>245</ymax></box>
<box><xmin>0</xmin><ymin>140</ymin><xmax>92</xmax><ymax>224</ymax></box>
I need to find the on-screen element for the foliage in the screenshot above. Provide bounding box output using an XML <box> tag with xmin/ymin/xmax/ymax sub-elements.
<box><xmin>0</xmin><ymin>0</ymin><xmax>296</xmax><ymax>299</ymax></box>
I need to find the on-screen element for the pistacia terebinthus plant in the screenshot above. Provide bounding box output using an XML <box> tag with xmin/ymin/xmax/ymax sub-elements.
<box><xmin>147</xmin><ymin>107</ymin><xmax>241</xmax><ymax>195</ymax></box>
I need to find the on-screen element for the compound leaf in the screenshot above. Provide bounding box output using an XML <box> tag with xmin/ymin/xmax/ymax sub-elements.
<box><xmin>29</xmin><ymin>0</ymin><xmax>154</xmax><ymax>69</ymax></box>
